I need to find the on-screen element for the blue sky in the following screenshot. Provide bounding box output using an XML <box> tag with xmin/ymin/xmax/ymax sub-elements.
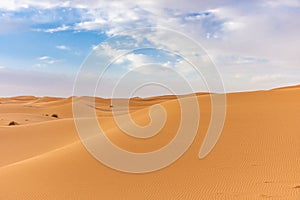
<box><xmin>0</xmin><ymin>0</ymin><xmax>299</xmax><ymax>97</ymax></box>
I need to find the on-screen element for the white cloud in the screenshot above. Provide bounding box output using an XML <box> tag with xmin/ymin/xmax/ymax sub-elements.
<box><xmin>120</xmin><ymin>53</ymin><xmax>153</xmax><ymax>70</ymax></box>
<box><xmin>56</xmin><ymin>45</ymin><xmax>70</xmax><ymax>50</ymax></box>
<box><xmin>222</xmin><ymin>21</ymin><xmax>245</xmax><ymax>31</ymax></box>
<box><xmin>38</xmin><ymin>56</ymin><xmax>50</xmax><ymax>60</ymax></box>
<box><xmin>251</xmin><ymin>74</ymin><xmax>284</xmax><ymax>83</ymax></box>
<box><xmin>0</xmin><ymin>1</ymin><xmax>25</xmax><ymax>10</ymax></box>
<box><xmin>74</xmin><ymin>20</ymin><xmax>106</xmax><ymax>31</ymax></box>
<box><xmin>0</xmin><ymin>0</ymin><xmax>69</xmax><ymax>11</ymax></box>
<box><xmin>36</xmin><ymin>56</ymin><xmax>60</xmax><ymax>67</ymax></box>
<box><xmin>1</xmin><ymin>0</ymin><xmax>300</xmax><ymax>93</ymax></box>
<box><xmin>0</xmin><ymin>68</ymin><xmax>74</xmax><ymax>97</ymax></box>
<box><xmin>93</xmin><ymin>42</ymin><xmax>129</xmax><ymax>61</ymax></box>
<box><xmin>264</xmin><ymin>0</ymin><xmax>300</xmax><ymax>7</ymax></box>
<box><xmin>35</xmin><ymin>25</ymin><xmax>70</xmax><ymax>33</ymax></box>
<box><xmin>94</xmin><ymin>40</ymin><xmax>199</xmax><ymax>77</ymax></box>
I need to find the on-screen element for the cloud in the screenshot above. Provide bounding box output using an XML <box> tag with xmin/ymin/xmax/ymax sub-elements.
<box><xmin>74</xmin><ymin>20</ymin><xmax>106</xmax><ymax>31</ymax></box>
<box><xmin>217</xmin><ymin>55</ymin><xmax>269</xmax><ymax>65</ymax></box>
<box><xmin>38</xmin><ymin>56</ymin><xmax>50</xmax><ymax>60</ymax></box>
<box><xmin>0</xmin><ymin>68</ymin><xmax>74</xmax><ymax>97</ymax></box>
<box><xmin>56</xmin><ymin>45</ymin><xmax>70</xmax><ymax>50</ymax></box>
<box><xmin>251</xmin><ymin>74</ymin><xmax>284</xmax><ymax>83</ymax></box>
<box><xmin>117</xmin><ymin>53</ymin><xmax>153</xmax><ymax>69</ymax></box>
<box><xmin>0</xmin><ymin>0</ymin><xmax>299</xmax><ymax>94</ymax></box>
<box><xmin>100</xmin><ymin>43</ymin><xmax>128</xmax><ymax>58</ymax></box>
<box><xmin>36</xmin><ymin>56</ymin><xmax>60</xmax><ymax>67</ymax></box>
<box><xmin>0</xmin><ymin>0</ymin><xmax>69</xmax><ymax>11</ymax></box>
<box><xmin>264</xmin><ymin>0</ymin><xmax>300</xmax><ymax>8</ymax></box>
<box><xmin>96</xmin><ymin>40</ymin><xmax>201</xmax><ymax>80</ymax></box>
<box><xmin>37</xmin><ymin>25</ymin><xmax>70</xmax><ymax>33</ymax></box>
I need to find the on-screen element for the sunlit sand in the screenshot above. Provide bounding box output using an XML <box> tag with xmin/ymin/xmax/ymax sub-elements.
<box><xmin>0</xmin><ymin>85</ymin><xmax>300</xmax><ymax>199</ymax></box>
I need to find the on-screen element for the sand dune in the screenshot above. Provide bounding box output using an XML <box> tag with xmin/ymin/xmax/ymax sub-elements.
<box><xmin>0</xmin><ymin>86</ymin><xmax>300</xmax><ymax>199</ymax></box>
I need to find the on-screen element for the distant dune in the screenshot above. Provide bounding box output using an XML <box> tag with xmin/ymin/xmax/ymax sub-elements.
<box><xmin>0</xmin><ymin>85</ymin><xmax>300</xmax><ymax>199</ymax></box>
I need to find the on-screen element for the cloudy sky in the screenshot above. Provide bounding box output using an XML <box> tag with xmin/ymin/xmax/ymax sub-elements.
<box><xmin>0</xmin><ymin>0</ymin><xmax>299</xmax><ymax>97</ymax></box>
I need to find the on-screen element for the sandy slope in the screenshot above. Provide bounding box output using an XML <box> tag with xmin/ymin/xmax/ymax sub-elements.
<box><xmin>0</xmin><ymin>86</ymin><xmax>300</xmax><ymax>199</ymax></box>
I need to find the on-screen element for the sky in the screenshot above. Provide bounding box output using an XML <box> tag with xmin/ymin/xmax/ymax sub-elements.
<box><xmin>0</xmin><ymin>0</ymin><xmax>299</xmax><ymax>97</ymax></box>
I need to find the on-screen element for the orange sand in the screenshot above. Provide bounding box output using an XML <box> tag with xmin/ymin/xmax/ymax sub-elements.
<box><xmin>0</xmin><ymin>85</ymin><xmax>300</xmax><ymax>199</ymax></box>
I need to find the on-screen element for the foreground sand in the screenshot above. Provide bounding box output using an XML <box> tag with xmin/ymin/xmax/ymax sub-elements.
<box><xmin>0</xmin><ymin>86</ymin><xmax>300</xmax><ymax>199</ymax></box>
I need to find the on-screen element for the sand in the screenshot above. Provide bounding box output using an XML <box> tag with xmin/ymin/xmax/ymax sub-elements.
<box><xmin>0</xmin><ymin>85</ymin><xmax>300</xmax><ymax>199</ymax></box>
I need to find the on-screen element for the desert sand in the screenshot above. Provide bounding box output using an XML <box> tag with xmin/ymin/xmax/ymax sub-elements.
<box><xmin>0</xmin><ymin>85</ymin><xmax>300</xmax><ymax>199</ymax></box>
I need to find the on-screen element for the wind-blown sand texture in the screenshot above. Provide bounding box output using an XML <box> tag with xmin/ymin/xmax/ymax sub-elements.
<box><xmin>0</xmin><ymin>85</ymin><xmax>300</xmax><ymax>199</ymax></box>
